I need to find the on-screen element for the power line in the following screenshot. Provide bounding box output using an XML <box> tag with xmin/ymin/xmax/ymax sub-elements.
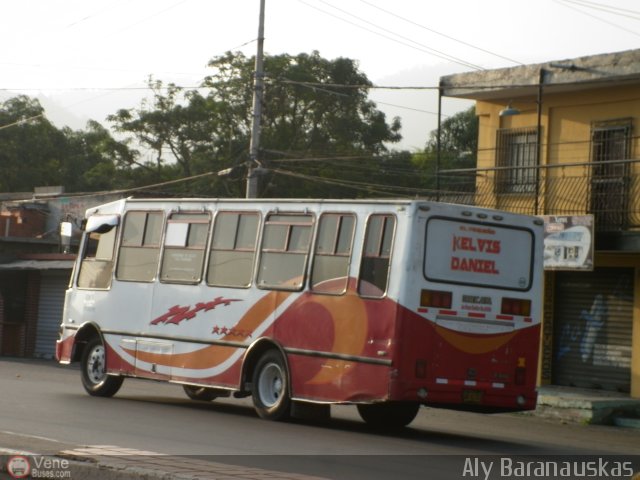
<box><xmin>65</xmin><ymin>0</ymin><xmax>130</xmax><ymax>29</ymax></box>
<box><xmin>296</xmin><ymin>0</ymin><xmax>482</xmax><ymax>71</ymax></box>
<box><xmin>554</xmin><ymin>0</ymin><xmax>640</xmax><ymax>37</ymax></box>
<box><xmin>270</xmin><ymin>166</ymin><xmax>429</xmax><ymax>196</ymax></box>
<box><xmin>356</xmin><ymin>0</ymin><xmax>524</xmax><ymax>66</ymax></box>
<box><xmin>316</xmin><ymin>0</ymin><xmax>485</xmax><ymax>70</ymax></box>
<box><xmin>114</xmin><ymin>0</ymin><xmax>190</xmax><ymax>34</ymax></box>
<box><xmin>558</xmin><ymin>0</ymin><xmax>640</xmax><ymax>21</ymax></box>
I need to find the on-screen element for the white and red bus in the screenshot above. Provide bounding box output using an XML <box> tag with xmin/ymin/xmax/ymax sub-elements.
<box><xmin>56</xmin><ymin>198</ymin><xmax>544</xmax><ymax>427</ymax></box>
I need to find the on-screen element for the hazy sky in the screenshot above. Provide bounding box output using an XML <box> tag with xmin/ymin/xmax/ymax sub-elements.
<box><xmin>2</xmin><ymin>0</ymin><xmax>639</xmax><ymax>151</ymax></box>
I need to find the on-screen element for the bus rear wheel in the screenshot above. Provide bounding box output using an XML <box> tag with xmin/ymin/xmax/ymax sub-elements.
<box><xmin>251</xmin><ymin>350</ymin><xmax>291</xmax><ymax>421</ymax></box>
<box><xmin>183</xmin><ymin>385</ymin><xmax>218</xmax><ymax>401</ymax></box>
<box><xmin>80</xmin><ymin>337</ymin><xmax>124</xmax><ymax>397</ymax></box>
<box><xmin>357</xmin><ymin>402</ymin><xmax>420</xmax><ymax>428</ymax></box>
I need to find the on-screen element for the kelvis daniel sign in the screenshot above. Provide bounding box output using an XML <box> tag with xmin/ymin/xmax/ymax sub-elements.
<box><xmin>425</xmin><ymin>218</ymin><xmax>534</xmax><ymax>291</ymax></box>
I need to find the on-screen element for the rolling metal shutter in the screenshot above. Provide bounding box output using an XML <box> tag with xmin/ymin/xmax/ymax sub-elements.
<box><xmin>553</xmin><ymin>267</ymin><xmax>633</xmax><ymax>393</ymax></box>
<box><xmin>35</xmin><ymin>271</ymin><xmax>70</xmax><ymax>359</ymax></box>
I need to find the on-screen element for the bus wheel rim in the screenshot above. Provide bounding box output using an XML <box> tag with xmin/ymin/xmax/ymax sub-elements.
<box><xmin>258</xmin><ymin>362</ymin><xmax>284</xmax><ymax>407</ymax></box>
<box><xmin>87</xmin><ymin>345</ymin><xmax>106</xmax><ymax>385</ymax></box>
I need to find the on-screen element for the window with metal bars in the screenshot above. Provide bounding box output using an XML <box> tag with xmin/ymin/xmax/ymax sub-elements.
<box><xmin>495</xmin><ymin>127</ymin><xmax>538</xmax><ymax>194</ymax></box>
<box><xmin>590</xmin><ymin>119</ymin><xmax>632</xmax><ymax>230</ymax></box>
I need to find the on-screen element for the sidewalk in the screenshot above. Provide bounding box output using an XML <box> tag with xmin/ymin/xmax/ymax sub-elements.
<box><xmin>532</xmin><ymin>385</ymin><xmax>640</xmax><ymax>426</ymax></box>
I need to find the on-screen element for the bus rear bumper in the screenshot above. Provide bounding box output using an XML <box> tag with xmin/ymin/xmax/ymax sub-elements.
<box><xmin>396</xmin><ymin>383</ymin><xmax>538</xmax><ymax>412</ymax></box>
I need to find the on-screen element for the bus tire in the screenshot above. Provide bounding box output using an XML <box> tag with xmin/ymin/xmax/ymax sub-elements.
<box><xmin>357</xmin><ymin>402</ymin><xmax>420</xmax><ymax>428</ymax></box>
<box><xmin>80</xmin><ymin>337</ymin><xmax>124</xmax><ymax>397</ymax></box>
<box><xmin>251</xmin><ymin>350</ymin><xmax>291</xmax><ymax>421</ymax></box>
<box><xmin>183</xmin><ymin>385</ymin><xmax>218</xmax><ymax>401</ymax></box>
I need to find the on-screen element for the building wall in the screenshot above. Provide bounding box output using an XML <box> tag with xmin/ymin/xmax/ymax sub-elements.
<box><xmin>475</xmin><ymin>84</ymin><xmax>640</xmax><ymax>217</ymax></box>
<box><xmin>475</xmin><ymin>84</ymin><xmax>640</xmax><ymax>397</ymax></box>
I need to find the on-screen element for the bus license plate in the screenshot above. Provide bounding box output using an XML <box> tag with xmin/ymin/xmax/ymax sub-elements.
<box><xmin>463</xmin><ymin>390</ymin><xmax>483</xmax><ymax>404</ymax></box>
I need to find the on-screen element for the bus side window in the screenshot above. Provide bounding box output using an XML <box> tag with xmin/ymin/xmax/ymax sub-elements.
<box><xmin>358</xmin><ymin>214</ymin><xmax>395</xmax><ymax>298</ymax></box>
<box><xmin>257</xmin><ymin>214</ymin><xmax>313</xmax><ymax>290</ymax></box>
<box><xmin>116</xmin><ymin>211</ymin><xmax>163</xmax><ymax>282</ymax></box>
<box><xmin>311</xmin><ymin>213</ymin><xmax>355</xmax><ymax>294</ymax></box>
<box><xmin>208</xmin><ymin>212</ymin><xmax>259</xmax><ymax>288</ymax></box>
<box><xmin>160</xmin><ymin>213</ymin><xmax>210</xmax><ymax>283</ymax></box>
<box><xmin>78</xmin><ymin>227</ymin><xmax>117</xmax><ymax>289</ymax></box>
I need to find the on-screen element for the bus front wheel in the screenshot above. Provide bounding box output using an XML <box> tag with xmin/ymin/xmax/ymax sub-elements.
<box><xmin>80</xmin><ymin>337</ymin><xmax>124</xmax><ymax>397</ymax></box>
<box><xmin>251</xmin><ymin>350</ymin><xmax>291</xmax><ymax>421</ymax></box>
<box><xmin>357</xmin><ymin>402</ymin><xmax>420</xmax><ymax>428</ymax></box>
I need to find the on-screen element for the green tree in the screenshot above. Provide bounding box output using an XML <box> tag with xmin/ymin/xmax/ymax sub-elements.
<box><xmin>62</xmin><ymin>120</ymin><xmax>137</xmax><ymax>192</ymax></box>
<box><xmin>109</xmin><ymin>51</ymin><xmax>403</xmax><ymax>198</ymax></box>
<box><xmin>0</xmin><ymin>96</ymin><xmax>66</xmax><ymax>191</ymax></box>
<box><xmin>0</xmin><ymin>95</ymin><xmax>134</xmax><ymax>193</ymax></box>
<box><xmin>414</xmin><ymin>105</ymin><xmax>478</xmax><ymax>193</ymax></box>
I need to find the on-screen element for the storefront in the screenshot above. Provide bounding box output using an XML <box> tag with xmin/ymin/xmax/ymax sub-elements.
<box><xmin>552</xmin><ymin>267</ymin><xmax>634</xmax><ymax>393</ymax></box>
<box><xmin>0</xmin><ymin>258</ymin><xmax>73</xmax><ymax>358</ymax></box>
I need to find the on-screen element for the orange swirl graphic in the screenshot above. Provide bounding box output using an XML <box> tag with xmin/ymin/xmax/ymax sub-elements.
<box><xmin>306</xmin><ymin>293</ymin><xmax>368</xmax><ymax>385</ymax></box>
<box><xmin>123</xmin><ymin>291</ymin><xmax>291</xmax><ymax>370</ymax></box>
<box><xmin>435</xmin><ymin>324</ymin><xmax>515</xmax><ymax>354</ymax></box>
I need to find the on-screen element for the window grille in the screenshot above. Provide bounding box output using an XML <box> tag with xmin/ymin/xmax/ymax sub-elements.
<box><xmin>495</xmin><ymin>127</ymin><xmax>539</xmax><ymax>194</ymax></box>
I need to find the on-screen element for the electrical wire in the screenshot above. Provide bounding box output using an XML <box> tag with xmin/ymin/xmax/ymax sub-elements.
<box><xmin>270</xmin><ymin>166</ymin><xmax>430</xmax><ymax>196</ymax></box>
<box><xmin>554</xmin><ymin>0</ymin><xmax>640</xmax><ymax>37</ymax></box>
<box><xmin>558</xmin><ymin>0</ymin><xmax>640</xmax><ymax>20</ymax></box>
<box><xmin>316</xmin><ymin>0</ymin><xmax>484</xmax><ymax>70</ymax></box>
<box><xmin>356</xmin><ymin>0</ymin><xmax>524</xmax><ymax>66</ymax></box>
<box><xmin>297</xmin><ymin>0</ymin><xmax>483</xmax><ymax>71</ymax></box>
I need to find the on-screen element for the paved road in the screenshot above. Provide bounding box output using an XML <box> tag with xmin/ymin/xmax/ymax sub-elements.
<box><xmin>1</xmin><ymin>358</ymin><xmax>639</xmax><ymax>479</ymax></box>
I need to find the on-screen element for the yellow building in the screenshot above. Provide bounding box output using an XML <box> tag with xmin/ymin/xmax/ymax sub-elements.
<box><xmin>440</xmin><ymin>49</ymin><xmax>640</xmax><ymax>398</ymax></box>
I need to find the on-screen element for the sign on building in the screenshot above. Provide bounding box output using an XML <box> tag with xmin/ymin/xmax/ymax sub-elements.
<box><xmin>541</xmin><ymin>215</ymin><xmax>594</xmax><ymax>271</ymax></box>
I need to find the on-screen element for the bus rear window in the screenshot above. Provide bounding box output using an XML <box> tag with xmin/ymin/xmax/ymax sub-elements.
<box><xmin>424</xmin><ymin>217</ymin><xmax>534</xmax><ymax>291</ymax></box>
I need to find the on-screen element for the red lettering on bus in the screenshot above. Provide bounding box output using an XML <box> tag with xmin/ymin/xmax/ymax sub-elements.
<box><xmin>453</xmin><ymin>236</ymin><xmax>501</xmax><ymax>254</ymax></box>
<box><xmin>451</xmin><ymin>256</ymin><xmax>500</xmax><ymax>274</ymax></box>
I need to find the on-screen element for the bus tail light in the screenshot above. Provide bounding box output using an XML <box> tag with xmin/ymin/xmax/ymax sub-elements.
<box><xmin>515</xmin><ymin>367</ymin><xmax>526</xmax><ymax>385</ymax></box>
<box><xmin>415</xmin><ymin>359</ymin><xmax>426</xmax><ymax>378</ymax></box>
<box><xmin>420</xmin><ymin>289</ymin><xmax>452</xmax><ymax>309</ymax></box>
<box><xmin>501</xmin><ymin>297</ymin><xmax>531</xmax><ymax>316</ymax></box>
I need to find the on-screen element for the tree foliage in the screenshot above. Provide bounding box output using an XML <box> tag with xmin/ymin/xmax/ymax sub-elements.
<box><xmin>0</xmin><ymin>51</ymin><xmax>428</xmax><ymax>198</ymax></box>
<box><xmin>0</xmin><ymin>96</ymin><xmax>133</xmax><ymax>193</ymax></box>
<box><xmin>109</xmin><ymin>51</ymin><xmax>404</xmax><ymax>198</ymax></box>
<box><xmin>413</xmin><ymin>106</ymin><xmax>478</xmax><ymax>193</ymax></box>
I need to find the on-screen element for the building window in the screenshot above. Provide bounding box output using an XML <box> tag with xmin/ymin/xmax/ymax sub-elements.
<box><xmin>358</xmin><ymin>214</ymin><xmax>395</xmax><ymax>298</ymax></box>
<box><xmin>496</xmin><ymin>127</ymin><xmax>538</xmax><ymax>194</ymax></box>
<box><xmin>311</xmin><ymin>213</ymin><xmax>355</xmax><ymax>294</ymax></box>
<box><xmin>207</xmin><ymin>211</ymin><xmax>259</xmax><ymax>288</ymax></box>
<box><xmin>116</xmin><ymin>211</ymin><xmax>164</xmax><ymax>282</ymax></box>
<box><xmin>257</xmin><ymin>213</ymin><xmax>313</xmax><ymax>290</ymax></box>
<box><xmin>590</xmin><ymin>119</ymin><xmax>632</xmax><ymax>230</ymax></box>
<box><xmin>160</xmin><ymin>213</ymin><xmax>210</xmax><ymax>284</ymax></box>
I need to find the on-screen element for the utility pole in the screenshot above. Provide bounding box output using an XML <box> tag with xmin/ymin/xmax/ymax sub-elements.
<box><xmin>246</xmin><ymin>0</ymin><xmax>266</xmax><ymax>199</ymax></box>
